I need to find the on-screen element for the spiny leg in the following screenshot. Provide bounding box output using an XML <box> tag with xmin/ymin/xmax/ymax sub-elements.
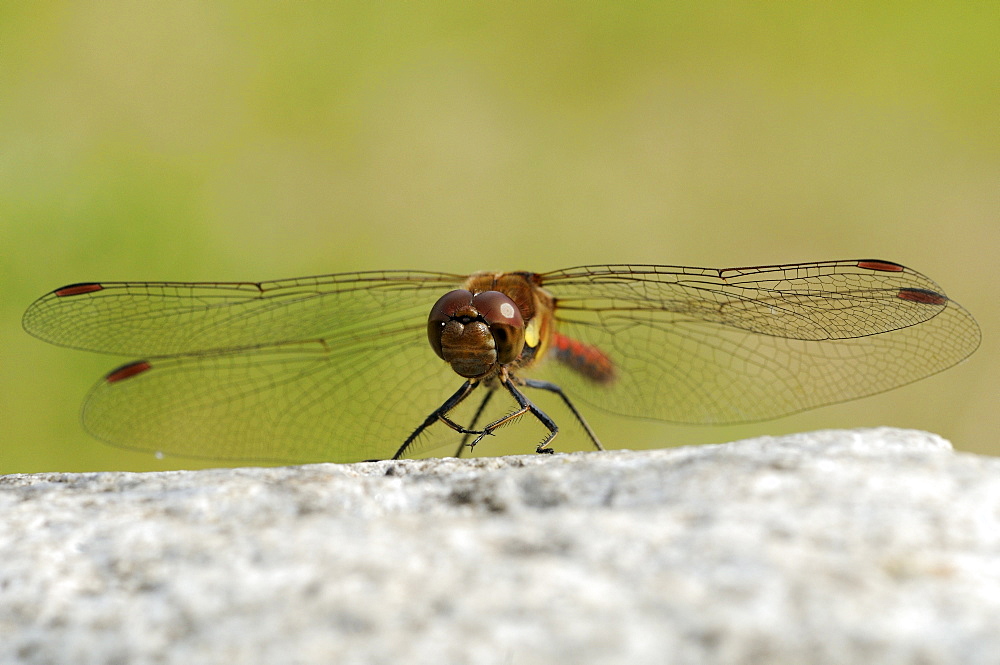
<box><xmin>522</xmin><ymin>378</ymin><xmax>605</xmax><ymax>452</ymax></box>
<box><xmin>453</xmin><ymin>387</ymin><xmax>497</xmax><ymax>458</ymax></box>
<box><xmin>465</xmin><ymin>374</ymin><xmax>560</xmax><ymax>455</ymax></box>
<box><xmin>392</xmin><ymin>380</ymin><xmax>485</xmax><ymax>460</ymax></box>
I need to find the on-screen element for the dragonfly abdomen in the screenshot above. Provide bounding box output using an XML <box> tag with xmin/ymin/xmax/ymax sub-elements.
<box><xmin>550</xmin><ymin>332</ymin><xmax>615</xmax><ymax>385</ymax></box>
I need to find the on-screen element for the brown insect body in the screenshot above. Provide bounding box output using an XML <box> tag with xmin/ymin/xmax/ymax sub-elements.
<box><xmin>461</xmin><ymin>271</ymin><xmax>556</xmax><ymax>374</ymax></box>
<box><xmin>428</xmin><ymin>272</ymin><xmax>558</xmax><ymax>384</ymax></box>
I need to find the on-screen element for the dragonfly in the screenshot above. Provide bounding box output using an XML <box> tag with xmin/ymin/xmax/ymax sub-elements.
<box><xmin>23</xmin><ymin>260</ymin><xmax>980</xmax><ymax>464</ymax></box>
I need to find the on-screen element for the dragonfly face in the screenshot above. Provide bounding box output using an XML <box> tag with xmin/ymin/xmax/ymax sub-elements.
<box><xmin>427</xmin><ymin>289</ymin><xmax>526</xmax><ymax>378</ymax></box>
<box><xmin>22</xmin><ymin>260</ymin><xmax>980</xmax><ymax>464</ymax></box>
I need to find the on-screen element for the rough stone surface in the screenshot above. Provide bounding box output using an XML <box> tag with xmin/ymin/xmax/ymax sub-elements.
<box><xmin>2</xmin><ymin>428</ymin><xmax>1000</xmax><ymax>665</ymax></box>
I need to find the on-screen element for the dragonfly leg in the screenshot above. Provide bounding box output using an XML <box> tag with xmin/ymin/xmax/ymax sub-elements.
<box><xmin>453</xmin><ymin>388</ymin><xmax>497</xmax><ymax>458</ymax></box>
<box><xmin>392</xmin><ymin>380</ymin><xmax>485</xmax><ymax>460</ymax></box>
<box><xmin>522</xmin><ymin>378</ymin><xmax>605</xmax><ymax>452</ymax></box>
<box><xmin>462</xmin><ymin>375</ymin><xmax>559</xmax><ymax>455</ymax></box>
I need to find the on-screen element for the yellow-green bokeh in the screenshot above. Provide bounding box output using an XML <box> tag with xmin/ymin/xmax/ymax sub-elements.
<box><xmin>2</xmin><ymin>2</ymin><xmax>996</xmax><ymax>473</ymax></box>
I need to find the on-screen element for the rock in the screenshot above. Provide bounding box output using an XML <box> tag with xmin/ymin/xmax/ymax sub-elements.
<box><xmin>2</xmin><ymin>428</ymin><xmax>999</xmax><ymax>665</ymax></box>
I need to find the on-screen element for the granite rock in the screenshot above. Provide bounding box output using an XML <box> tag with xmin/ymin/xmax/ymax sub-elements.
<box><xmin>2</xmin><ymin>428</ymin><xmax>999</xmax><ymax>665</ymax></box>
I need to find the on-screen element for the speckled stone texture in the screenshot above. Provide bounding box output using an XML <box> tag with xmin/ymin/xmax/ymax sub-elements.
<box><xmin>2</xmin><ymin>428</ymin><xmax>999</xmax><ymax>665</ymax></box>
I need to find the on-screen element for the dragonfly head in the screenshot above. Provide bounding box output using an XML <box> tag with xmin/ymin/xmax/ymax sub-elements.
<box><xmin>428</xmin><ymin>289</ymin><xmax>526</xmax><ymax>379</ymax></box>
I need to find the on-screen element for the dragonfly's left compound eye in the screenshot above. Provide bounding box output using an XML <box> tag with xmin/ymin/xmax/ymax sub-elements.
<box><xmin>471</xmin><ymin>290</ymin><xmax>525</xmax><ymax>365</ymax></box>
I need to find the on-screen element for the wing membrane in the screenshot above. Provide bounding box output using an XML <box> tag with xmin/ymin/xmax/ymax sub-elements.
<box><xmin>82</xmin><ymin>338</ymin><xmax>459</xmax><ymax>463</ymax></box>
<box><xmin>23</xmin><ymin>271</ymin><xmax>464</xmax><ymax>356</ymax></box>
<box><xmin>536</xmin><ymin>260</ymin><xmax>980</xmax><ymax>423</ymax></box>
<box><xmin>25</xmin><ymin>271</ymin><xmax>470</xmax><ymax>462</ymax></box>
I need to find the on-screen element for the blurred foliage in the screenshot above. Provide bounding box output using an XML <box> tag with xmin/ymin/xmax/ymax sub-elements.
<box><xmin>2</xmin><ymin>1</ymin><xmax>997</xmax><ymax>473</ymax></box>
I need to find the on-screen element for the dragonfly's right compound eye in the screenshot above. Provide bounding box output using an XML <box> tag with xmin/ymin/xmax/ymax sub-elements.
<box><xmin>427</xmin><ymin>290</ymin><xmax>474</xmax><ymax>361</ymax></box>
<box><xmin>427</xmin><ymin>289</ymin><xmax>525</xmax><ymax>378</ymax></box>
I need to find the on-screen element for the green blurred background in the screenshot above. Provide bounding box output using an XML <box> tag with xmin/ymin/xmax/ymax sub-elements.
<box><xmin>2</xmin><ymin>2</ymin><xmax>996</xmax><ymax>473</ymax></box>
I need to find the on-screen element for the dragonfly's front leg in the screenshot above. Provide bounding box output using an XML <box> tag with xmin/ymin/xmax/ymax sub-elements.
<box><xmin>453</xmin><ymin>388</ymin><xmax>498</xmax><ymax>458</ymax></box>
<box><xmin>463</xmin><ymin>374</ymin><xmax>560</xmax><ymax>455</ymax></box>
<box><xmin>392</xmin><ymin>380</ymin><xmax>486</xmax><ymax>460</ymax></box>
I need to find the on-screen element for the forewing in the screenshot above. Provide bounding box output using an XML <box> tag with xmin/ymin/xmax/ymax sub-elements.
<box><xmin>23</xmin><ymin>271</ymin><xmax>464</xmax><ymax>356</ymax></box>
<box><xmin>536</xmin><ymin>261</ymin><xmax>981</xmax><ymax>424</ymax></box>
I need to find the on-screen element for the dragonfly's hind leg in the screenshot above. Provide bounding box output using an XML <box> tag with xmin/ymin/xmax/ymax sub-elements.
<box><xmin>522</xmin><ymin>378</ymin><xmax>604</xmax><ymax>452</ymax></box>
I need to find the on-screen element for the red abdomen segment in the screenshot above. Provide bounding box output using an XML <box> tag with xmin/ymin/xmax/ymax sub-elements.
<box><xmin>550</xmin><ymin>332</ymin><xmax>615</xmax><ymax>384</ymax></box>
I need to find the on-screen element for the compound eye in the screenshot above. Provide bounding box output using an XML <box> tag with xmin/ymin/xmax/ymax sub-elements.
<box><xmin>427</xmin><ymin>290</ymin><xmax>474</xmax><ymax>359</ymax></box>
<box><xmin>472</xmin><ymin>291</ymin><xmax>525</xmax><ymax>365</ymax></box>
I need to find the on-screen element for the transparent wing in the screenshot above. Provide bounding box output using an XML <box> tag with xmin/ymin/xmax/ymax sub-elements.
<box><xmin>535</xmin><ymin>260</ymin><xmax>981</xmax><ymax>424</ymax></box>
<box><xmin>24</xmin><ymin>271</ymin><xmax>475</xmax><ymax>463</ymax></box>
<box><xmin>23</xmin><ymin>271</ymin><xmax>465</xmax><ymax>356</ymax></box>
